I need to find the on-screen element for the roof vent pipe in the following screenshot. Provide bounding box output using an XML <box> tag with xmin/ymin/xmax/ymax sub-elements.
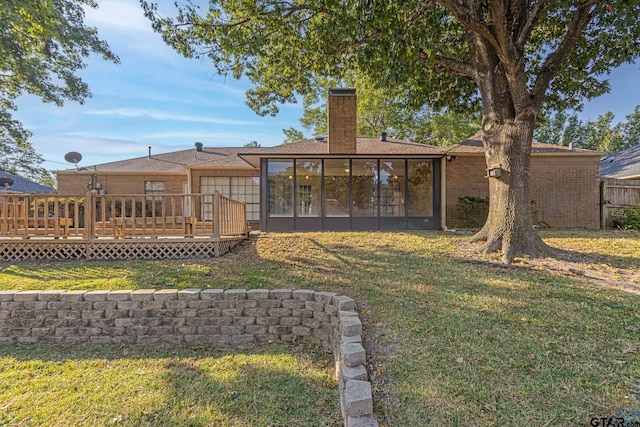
<box><xmin>148</xmin><ymin>146</ymin><xmax>151</xmax><ymax>159</ymax></box>
<box><xmin>380</xmin><ymin>132</ymin><xmax>387</xmax><ymax>142</ymax></box>
<box><xmin>195</xmin><ymin>142</ymin><xmax>203</xmax><ymax>152</ymax></box>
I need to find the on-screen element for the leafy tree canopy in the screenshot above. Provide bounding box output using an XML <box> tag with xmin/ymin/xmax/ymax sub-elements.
<box><xmin>1</xmin><ymin>0</ymin><xmax>118</xmax><ymax>184</ymax></box>
<box><xmin>142</xmin><ymin>0</ymin><xmax>638</xmax><ymax>117</ymax></box>
<box><xmin>287</xmin><ymin>70</ymin><xmax>481</xmax><ymax>146</ymax></box>
<box><xmin>535</xmin><ymin>105</ymin><xmax>640</xmax><ymax>153</ymax></box>
<box><xmin>143</xmin><ymin>0</ymin><xmax>640</xmax><ymax>263</ymax></box>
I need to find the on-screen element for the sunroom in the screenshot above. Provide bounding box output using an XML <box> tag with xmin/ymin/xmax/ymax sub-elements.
<box><xmin>258</xmin><ymin>155</ymin><xmax>441</xmax><ymax>231</ymax></box>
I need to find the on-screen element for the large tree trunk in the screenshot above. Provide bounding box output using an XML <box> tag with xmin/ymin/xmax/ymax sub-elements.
<box><xmin>463</xmin><ymin>23</ymin><xmax>559</xmax><ymax>264</ymax></box>
<box><xmin>468</xmin><ymin>112</ymin><xmax>556</xmax><ymax>263</ymax></box>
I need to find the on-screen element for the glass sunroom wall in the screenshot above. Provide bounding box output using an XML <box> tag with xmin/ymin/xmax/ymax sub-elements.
<box><xmin>352</xmin><ymin>159</ymin><xmax>378</xmax><ymax>217</ymax></box>
<box><xmin>407</xmin><ymin>159</ymin><xmax>434</xmax><ymax>216</ymax></box>
<box><xmin>296</xmin><ymin>160</ymin><xmax>322</xmax><ymax>217</ymax></box>
<box><xmin>323</xmin><ymin>159</ymin><xmax>350</xmax><ymax>217</ymax></box>
<box><xmin>380</xmin><ymin>160</ymin><xmax>406</xmax><ymax>217</ymax></box>
<box><xmin>268</xmin><ymin>160</ymin><xmax>294</xmax><ymax>217</ymax></box>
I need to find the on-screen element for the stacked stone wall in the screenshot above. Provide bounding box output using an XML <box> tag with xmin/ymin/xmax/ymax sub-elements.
<box><xmin>0</xmin><ymin>289</ymin><xmax>377</xmax><ymax>427</ymax></box>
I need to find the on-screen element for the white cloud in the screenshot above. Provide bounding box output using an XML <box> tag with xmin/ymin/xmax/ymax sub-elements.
<box><xmin>86</xmin><ymin>108</ymin><xmax>262</xmax><ymax>126</ymax></box>
<box><xmin>84</xmin><ymin>0</ymin><xmax>151</xmax><ymax>34</ymax></box>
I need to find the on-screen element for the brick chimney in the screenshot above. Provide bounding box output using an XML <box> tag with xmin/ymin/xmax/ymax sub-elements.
<box><xmin>327</xmin><ymin>88</ymin><xmax>357</xmax><ymax>154</ymax></box>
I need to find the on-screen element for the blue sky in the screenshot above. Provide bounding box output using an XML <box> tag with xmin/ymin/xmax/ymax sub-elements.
<box><xmin>13</xmin><ymin>0</ymin><xmax>640</xmax><ymax>172</ymax></box>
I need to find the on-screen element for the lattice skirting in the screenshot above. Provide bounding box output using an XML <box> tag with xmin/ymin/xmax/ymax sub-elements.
<box><xmin>0</xmin><ymin>238</ymin><xmax>245</xmax><ymax>261</ymax></box>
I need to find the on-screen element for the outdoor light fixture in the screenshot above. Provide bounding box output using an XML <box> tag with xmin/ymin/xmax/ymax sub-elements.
<box><xmin>445</xmin><ymin>155</ymin><xmax>458</xmax><ymax>162</ymax></box>
<box><xmin>485</xmin><ymin>164</ymin><xmax>502</xmax><ymax>178</ymax></box>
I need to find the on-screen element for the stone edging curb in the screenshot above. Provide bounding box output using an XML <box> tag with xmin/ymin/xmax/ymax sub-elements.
<box><xmin>0</xmin><ymin>289</ymin><xmax>378</xmax><ymax>427</ymax></box>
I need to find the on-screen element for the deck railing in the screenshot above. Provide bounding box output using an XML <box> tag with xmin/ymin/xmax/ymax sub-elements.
<box><xmin>0</xmin><ymin>191</ymin><xmax>246</xmax><ymax>240</ymax></box>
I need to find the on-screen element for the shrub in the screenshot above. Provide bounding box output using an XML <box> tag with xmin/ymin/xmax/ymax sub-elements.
<box><xmin>454</xmin><ymin>196</ymin><xmax>489</xmax><ymax>228</ymax></box>
<box><xmin>620</xmin><ymin>206</ymin><xmax>640</xmax><ymax>230</ymax></box>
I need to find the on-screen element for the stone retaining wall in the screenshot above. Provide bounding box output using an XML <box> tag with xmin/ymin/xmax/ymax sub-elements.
<box><xmin>0</xmin><ymin>289</ymin><xmax>378</xmax><ymax>427</ymax></box>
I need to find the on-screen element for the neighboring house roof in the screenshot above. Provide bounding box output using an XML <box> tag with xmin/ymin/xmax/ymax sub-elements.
<box><xmin>56</xmin><ymin>147</ymin><xmax>259</xmax><ymax>174</ymax></box>
<box><xmin>446</xmin><ymin>135</ymin><xmax>602</xmax><ymax>155</ymax></box>
<box><xmin>0</xmin><ymin>171</ymin><xmax>55</xmax><ymax>193</ymax></box>
<box><xmin>600</xmin><ymin>143</ymin><xmax>640</xmax><ymax>179</ymax></box>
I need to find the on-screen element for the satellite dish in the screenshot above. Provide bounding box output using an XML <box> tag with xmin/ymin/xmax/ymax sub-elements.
<box><xmin>0</xmin><ymin>177</ymin><xmax>14</xmax><ymax>189</ymax></box>
<box><xmin>64</xmin><ymin>151</ymin><xmax>83</xmax><ymax>164</ymax></box>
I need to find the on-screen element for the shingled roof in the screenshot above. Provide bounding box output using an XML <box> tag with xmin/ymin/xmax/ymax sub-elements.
<box><xmin>57</xmin><ymin>147</ymin><xmax>258</xmax><ymax>174</ymax></box>
<box><xmin>243</xmin><ymin>137</ymin><xmax>444</xmax><ymax>156</ymax></box>
<box><xmin>56</xmin><ymin>135</ymin><xmax>602</xmax><ymax>176</ymax></box>
<box><xmin>0</xmin><ymin>171</ymin><xmax>55</xmax><ymax>193</ymax></box>
<box><xmin>600</xmin><ymin>143</ymin><xmax>640</xmax><ymax>179</ymax></box>
<box><xmin>445</xmin><ymin>135</ymin><xmax>602</xmax><ymax>155</ymax></box>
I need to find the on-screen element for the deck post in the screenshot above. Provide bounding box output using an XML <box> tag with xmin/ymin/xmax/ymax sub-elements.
<box><xmin>84</xmin><ymin>191</ymin><xmax>94</xmax><ymax>239</ymax></box>
<box><xmin>213</xmin><ymin>191</ymin><xmax>221</xmax><ymax>256</ymax></box>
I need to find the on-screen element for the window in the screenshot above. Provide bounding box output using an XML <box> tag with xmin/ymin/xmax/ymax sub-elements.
<box><xmin>144</xmin><ymin>181</ymin><xmax>165</xmax><ymax>216</ymax></box>
<box><xmin>407</xmin><ymin>160</ymin><xmax>433</xmax><ymax>216</ymax></box>
<box><xmin>296</xmin><ymin>160</ymin><xmax>322</xmax><ymax>217</ymax></box>
<box><xmin>380</xmin><ymin>160</ymin><xmax>406</xmax><ymax>217</ymax></box>
<box><xmin>200</xmin><ymin>176</ymin><xmax>260</xmax><ymax>221</ymax></box>
<box><xmin>351</xmin><ymin>160</ymin><xmax>378</xmax><ymax>217</ymax></box>
<box><xmin>267</xmin><ymin>161</ymin><xmax>294</xmax><ymax>217</ymax></box>
<box><xmin>144</xmin><ymin>181</ymin><xmax>165</xmax><ymax>197</ymax></box>
<box><xmin>324</xmin><ymin>159</ymin><xmax>350</xmax><ymax>217</ymax></box>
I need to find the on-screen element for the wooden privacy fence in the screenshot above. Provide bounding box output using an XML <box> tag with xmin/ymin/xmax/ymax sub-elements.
<box><xmin>601</xmin><ymin>178</ymin><xmax>640</xmax><ymax>228</ymax></box>
<box><xmin>0</xmin><ymin>191</ymin><xmax>247</xmax><ymax>261</ymax></box>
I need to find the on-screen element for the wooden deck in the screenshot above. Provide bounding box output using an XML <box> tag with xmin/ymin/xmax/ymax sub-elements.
<box><xmin>0</xmin><ymin>191</ymin><xmax>247</xmax><ymax>261</ymax></box>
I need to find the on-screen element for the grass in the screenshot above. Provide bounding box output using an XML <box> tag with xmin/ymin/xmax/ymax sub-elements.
<box><xmin>0</xmin><ymin>343</ymin><xmax>340</xmax><ymax>426</ymax></box>
<box><xmin>1</xmin><ymin>230</ymin><xmax>640</xmax><ymax>425</ymax></box>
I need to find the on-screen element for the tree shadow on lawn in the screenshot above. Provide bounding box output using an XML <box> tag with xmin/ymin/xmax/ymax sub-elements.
<box><xmin>235</xmin><ymin>232</ymin><xmax>640</xmax><ymax>425</ymax></box>
<box><xmin>0</xmin><ymin>342</ymin><xmax>341</xmax><ymax>427</ymax></box>
<box><xmin>1</xmin><ymin>231</ymin><xmax>640</xmax><ymax>424</ymax></box>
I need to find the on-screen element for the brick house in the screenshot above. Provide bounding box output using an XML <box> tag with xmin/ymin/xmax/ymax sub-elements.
<box><xmin>56</xmin><ymin>89</ymin><xmax>602</xmax><ymax>231</ymax></box>
<box><xmin>445</xmin><ymin>137</ymin><xmax>602</xmax><ymax>229</ymax></box>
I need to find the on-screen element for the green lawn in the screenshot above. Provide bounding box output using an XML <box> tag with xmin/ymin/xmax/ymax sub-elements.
<box><xmin>1</xmin><ymin>230</ymin><xmax>640</xmax><ymax>426</ymax></box>
<box><xmin>0</xmin><ymin>343</ymin><xmax>340</xmax><ymax>426</ymax></box>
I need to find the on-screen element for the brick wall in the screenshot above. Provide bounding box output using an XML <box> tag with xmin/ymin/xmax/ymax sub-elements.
<box><xmin>327</xmin><ymin>89</ymin><xmax>357</xmax><ymax>154</ymax></box>
<box><xmin>446</xmin><ymin>155</ymin><xmax>601</xmax><ymax>229</ymax></box>
<box><xmin>0</xmin><ymin>288</ymin><xmax>378</xmax><ymax>427</ymax></box>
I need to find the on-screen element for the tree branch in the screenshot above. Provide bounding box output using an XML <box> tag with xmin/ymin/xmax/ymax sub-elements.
<box><xmin>515</xmin><ymin>0</ymin><xmax>551</xmax><ymax>50</ymax></box>
<box><xmin>421</xmin><ymin>51</ymin><xmax>477</xmax><ymax>80</ymax></box>
<box><xmin>531</xmin><ymin>1</ymin><xmax>601</xmax><ymax>109</ymax></box>
<box><xmin>435</xmin><ymin>0</ymin><xmax>500</xmax><ymax>49</ymax></box>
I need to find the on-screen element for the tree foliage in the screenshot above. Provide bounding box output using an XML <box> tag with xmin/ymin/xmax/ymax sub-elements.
<box><xmin>535</xmin><ymin>105</ymin><xmax>640</xmax><ymax>153</ymax></box>
<box><xmin>143</xmin><ymin>0</ymin><xmax>640</xmax><ymax>262</ymax></box>
<box><xmin>0</xmin><ymin>0</ymin><xmax>118</xmax><ymax>184</ymax></box>
<box><xmin>288</xmin><ymin>71</ymin><xmax>481</xmax><ymax>146</ymax></box>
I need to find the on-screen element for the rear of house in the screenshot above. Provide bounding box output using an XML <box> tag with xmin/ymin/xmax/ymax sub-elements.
<box><xmin>56</xmin><ymin>89</ymin><xmax>602</xmax><ymax>231</ymax></box>
<box><xmin>444</xmin><ymin>137</ymin><xmax>601</xmax><ymax>229</ymax></box>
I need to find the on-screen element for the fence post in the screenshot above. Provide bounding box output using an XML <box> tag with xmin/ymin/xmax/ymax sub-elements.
<box><xmin>84</xmin><ymin>191</ymin><xmax>94</xmax><ymax>239</ymax></box>
<box><xmin>600</xmin><ymin>179</ymin><xmax>606</xmax><ymax>229</ymax></box>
